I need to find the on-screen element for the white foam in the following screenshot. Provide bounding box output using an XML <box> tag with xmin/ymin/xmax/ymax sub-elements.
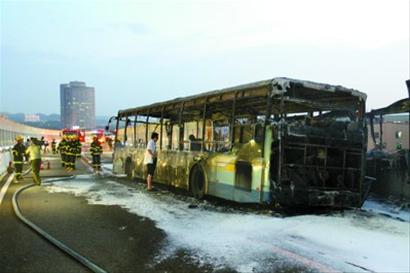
<box><xmin>102</xmin><ymin>163</ymin><xmax>113</xmax><ymax>171</ymax></box>
<box><xmin>363</xmin><ymin>199</ymin><xmax>410</xmax><ymax>222</ymax></box>
<box><xmin>45</xmin><ymin>177</ymin><xmax>410</xmax><ymax>273</ymax></box>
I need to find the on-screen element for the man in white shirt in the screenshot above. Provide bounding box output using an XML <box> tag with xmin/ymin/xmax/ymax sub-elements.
<box><xmin>144</xmin><ymin>132</ymin><xmax>159</xmax><ymax>191</ymax></box>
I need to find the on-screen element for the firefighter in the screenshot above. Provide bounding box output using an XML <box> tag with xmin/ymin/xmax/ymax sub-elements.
<box><xmin>66</xmin><ymin>135</ymin><xmax>81</xmax><ymax>171</ymax></box>
<box><xmin>90</xmin><ymin>136</ymin><xmax>103</xmax><ymax>172</ymax></box>
<box><xmin>65</xmin><ymin>135</ymin><xmax>73</xmax><ymax>170</ymax></box>
<box><xmin>58</xmin><ymin>135</ymin><xmax>68</xmax><ymax>168</ymax></box>
<box><xmin>12</xmin><ymin>135</ymin><xmax>26</xmax><ymax>182</ymax></box>
<box><xmin>51</xmin><ymin>139</ymin><xmax>57</xmax><ymax>154</ymax></box>
<box><xmin>25</xmin><ymin>137</ymin><xmax>42</xmax><ymax>185</ymax></box>
<box><xmin>66</xmin><ymin>135</ymin><xmax>76</xmax><ymax>171</ymax></box>
<box><xmin>74</xmin><ymin>135</ymin><xmax>82</xmax><ymax>159</ymax></box>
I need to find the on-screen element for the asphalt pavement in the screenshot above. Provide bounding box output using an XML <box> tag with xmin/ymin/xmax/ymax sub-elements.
<box><xmin>0</xmin><ymin>154</ymin><xmax>239</xmax><ymax>273</ymax></box>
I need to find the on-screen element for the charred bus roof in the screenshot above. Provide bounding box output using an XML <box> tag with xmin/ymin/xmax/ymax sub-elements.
<box><xmin>367</xmin><ymin>97</ymin><xmax>410</xmax><ymax>116</ymax></box>
<box><xmin>118</xmin><ymin>77</ymin><xmax>366</xmax><ymax>118</ymax></box>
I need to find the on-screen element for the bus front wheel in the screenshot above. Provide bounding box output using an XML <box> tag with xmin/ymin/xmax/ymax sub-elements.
<box><xmin>190</xmin><ymin>165</ymin><xmax>206</xmax><ymax>199</ymax></box>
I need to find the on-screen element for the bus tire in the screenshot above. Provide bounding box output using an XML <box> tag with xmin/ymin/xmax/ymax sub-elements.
<box><xmin>125</xmin><ymin>157</ymin><xmax>133</xmax><ymax>179</ymax></box>
<box><xmin>190</xmin><ymin>165</ymin><xmax>206</xmax><ymax>199</ymax></box>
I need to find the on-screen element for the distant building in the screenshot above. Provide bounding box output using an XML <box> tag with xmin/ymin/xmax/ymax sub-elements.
<box><xmin>24</xmin><ymin>114</ymin><xmax>40</xmax><ymax>122</ymax></box>
<box><xmin>367</xmin><ymin>115</ymin><xmax>409</xmax><ymax>151</ymax></box>
<box><xmin>60</xmin><ymin>81</ymin><xmax>96</xmax><ymax>129</ymax></box>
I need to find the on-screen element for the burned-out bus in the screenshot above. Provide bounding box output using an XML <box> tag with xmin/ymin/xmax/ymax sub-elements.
<box><xmin>111</xmin><ymin>78</ymin><xmax>368</xmax><ymax>208</ymax></box>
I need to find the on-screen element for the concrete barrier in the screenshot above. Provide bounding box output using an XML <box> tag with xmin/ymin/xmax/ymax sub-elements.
<box><xmin>0</xmin><ymin>147</ymin><xmax>12</xmax><ymax>175</ymax></box>
<box><xmin>0</xmin><ymin>115</ymin><xmax>60</xmax><ymax>176</ymax></box>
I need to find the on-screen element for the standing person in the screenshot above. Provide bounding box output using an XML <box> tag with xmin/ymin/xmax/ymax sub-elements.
<box><xmin>58</xmin><ymin>136</ymin><xmax>68</xmax><ymax>168</ymax></box>
<box><xmin>43</xmin><ymin>140</ymin><xmax>49</xmax><ymax>154</ymax></box>
<box><xmin>66</xmin><ymin>135</ymin><xmax>76</xmax><ymax>171</ymax></box>
<box><xmin>74</xmin><ymin>136</ymin><xmax>82</xmax><ymax>159</ymax></box>
<box><xmin>144</xmin><ymin>132</ymin><xmax>159</xmax><ymax>191</ymax></box>
<box><xmin>90</xmin><ymin>136</ymin><xmax>103</xmax><ymax>172</ymax></box>
<box><xmin>51</xmin><ymin>139</ymin><xmax>57</xmax><ymax>154</ymax></box>
<box><xmin>40</xmin><ymin>136</ymin><xmax>46</xmax><ymax>152</ymax></box>
<box><xmin>106</xmin><ymin>136</ymin><xmax>113</xmax><ymax>151</ymax></box>
<box><xmin>188</xmin><ymin>134</ymin><xmax>201</xmax><ymax>151</ymax></box>
<box><xmin>72</xmin><ymin>135</ymin><xmax>82</xmax><ymax>170</ymax></box>
<box><xmin>12</xmin><ymin>135</ymin><xmax>26</xmax><ymax>182</ymax></box>
<box><xmin>25</xmin><ymin>137</ymin><xmax>42</xmax><ymax>185</ymax></box>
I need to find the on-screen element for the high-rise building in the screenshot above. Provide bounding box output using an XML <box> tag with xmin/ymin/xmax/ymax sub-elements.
<box><xmin>60</xmin><ymin>81</ymin><xmax>96</xmax><ymax>129</ymax></box>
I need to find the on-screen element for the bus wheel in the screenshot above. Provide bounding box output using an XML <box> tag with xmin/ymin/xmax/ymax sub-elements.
<box><xmin>125</xmin><ymin>157</ymin><xmax>133</xmax><ymax>179</ymax></box>
<box><xmin>190</xmin><ymin>165</ymin><xmax>206</xmax><ymax>199</ymax></box>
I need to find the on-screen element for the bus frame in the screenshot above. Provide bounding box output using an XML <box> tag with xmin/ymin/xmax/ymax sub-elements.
<box><xmin>112</xmin><ymin>77</ymin><xmax>367</xmax><ymax>208</ymax></box>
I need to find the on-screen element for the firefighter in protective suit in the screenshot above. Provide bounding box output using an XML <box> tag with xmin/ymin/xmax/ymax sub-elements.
<box><xmin>66</xmin><ymin>135</ymin><xmax>82</xmax><ymax>171</ymax></box>
<box><xmin>12</xmin><ymin>135</ymin><xmax>26</xmax><ymax>182</ymax></box>
<box><xmin>74</xmin><ymin>136</ymin><xmax>82</xmax><ymax>159</ymax></box>
<box><xmin>73</xmin><ymin>135</ymin><xmax>82</xmax><ymax>167</ymax></box>
<box><xmin>90</xmin><ymin>136</ymin><xmax>103</xmax><ymax>172</ymax></box>
<box><xmin>65</xmin><ymin>135</ymin><xmax>76</xmax><ymax>171</ymax></box>
<box><xmin>58</xmin><ymin>135</ymin><xmax>68</xmax><ymax>168</ymax></box>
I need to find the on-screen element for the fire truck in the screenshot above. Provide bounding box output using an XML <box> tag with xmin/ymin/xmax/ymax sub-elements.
<box><xmin>61</xmin><ymin>128</ymin><xmax>86</xmax><ymax>142</ymax></box>
<box><xmin>89</xmin><ymin>129</ymin><xmax>106</xmax><ymax>143</ymax></box>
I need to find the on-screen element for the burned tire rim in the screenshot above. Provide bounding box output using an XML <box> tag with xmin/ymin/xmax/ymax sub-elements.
<box><xmin>190</xmin><ymin>165</ymin><xmax>205</xmax><ymax>199</ymax></box>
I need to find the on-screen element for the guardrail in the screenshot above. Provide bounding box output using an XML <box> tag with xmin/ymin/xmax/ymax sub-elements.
<box><xmin>0</xmin><ymin>116</ymin><xmax>61</xmax><ymax>174</ymax></box>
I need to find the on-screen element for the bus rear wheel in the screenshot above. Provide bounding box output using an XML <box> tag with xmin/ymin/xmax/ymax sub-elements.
<box><xmin>190</xmin><ymin>165</ymin><xmax>205</xmax><ymax>199</ymax></box>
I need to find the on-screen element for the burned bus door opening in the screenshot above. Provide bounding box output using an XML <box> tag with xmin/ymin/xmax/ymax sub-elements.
<box><xmin>235</xmin><ymin>161</ymin><xmax>252</xmax><ymax>191</ymax></box>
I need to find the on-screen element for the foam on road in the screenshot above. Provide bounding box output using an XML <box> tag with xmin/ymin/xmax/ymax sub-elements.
<box><xmin>363</xmin><ymin>198</ymin><xmax>410</xmax><ymax>222</ymax></box>
<box><xmin>45</xmin><ymin>176</ymin><xmax>410</xmax><ymax>273</ymax></box>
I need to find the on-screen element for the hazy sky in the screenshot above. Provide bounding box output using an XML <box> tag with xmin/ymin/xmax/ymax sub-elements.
<box><xmin>1</xmin><ymin>0</ymin><xmax>409</xmax><ymax>116</ymax></box>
